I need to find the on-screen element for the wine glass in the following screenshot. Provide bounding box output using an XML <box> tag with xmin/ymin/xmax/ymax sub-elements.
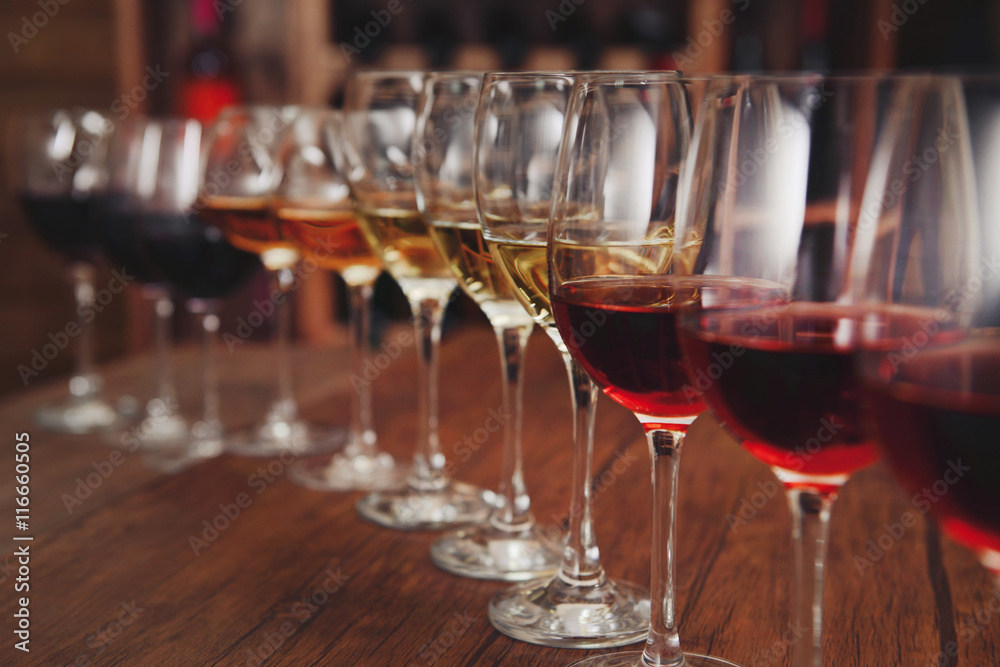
<box><xmin>199</xmin><ymin>105</ymin><xmax>344</xmax><ymax>457</ymax></box>
<box><xmin>91</xmin><ymin>116</ymin><xmax>188</xmax><ymax>448</ymax></box>
<box><xmin>549</xmin><ymin>72</ymin><xmax>742</xmax><ymax>666</ymax></box>
<box><xmin>674</xmin><ymin>74</ymin><xmax>909</xmax><ymax>666</ymax></box>
<box><xmin>274</xmin><ymin>107</ymin><xmax>407</xmax><ymax>491</ymax></box>
<box><xmin>6</xmin><ymin>109</ymin><xmax>123</xmax><ymax>433</ymax></box>
<box><xmin>415</xmin><ymin>71</ymin><xmax>561</xmax><ymax>579</ymax></box>
<box><xmin>476</xmin><ymin>71</ymin><xmax>649</xmax><ymax>647</ymax></box>
<box><xmin>855</xmin><ymin>75</ymin><xmax>1000</xmax><ymax>586</ymax></box>
<box><xmin>342</xmin><ymin>70</ymin><xmax>491</xmax><ymax>529</ymax></box>
<box><xmin>136</xmin><ymin>118</ymin><xmax>260</xmax><ymax>470</ymax></box>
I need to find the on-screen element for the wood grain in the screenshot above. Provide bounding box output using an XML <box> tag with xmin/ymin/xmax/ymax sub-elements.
<box><xmin>0</xmin><ymin>323</ymin><xmax>996</xmax><ymax>666</ymax></box>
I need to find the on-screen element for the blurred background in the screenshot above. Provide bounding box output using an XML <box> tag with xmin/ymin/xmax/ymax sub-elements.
<box><xmin>1</xmin><ymin>0</ymin><xmax>997</xmax><ymax>398</ymax></box>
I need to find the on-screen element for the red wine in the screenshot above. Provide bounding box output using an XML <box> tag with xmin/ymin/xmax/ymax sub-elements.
<box><xmin>681</xmin><ymin>300</ymin><xmax>879</xmax><ymax>478</ymax></box>
<box><xmin>551</xmin><ymin>276</ymin><xmax>706</xmax><ymax>428</ymax></box>
<box><xmin>866</xmin><ymin>339</ymin><xmax>1000</xmax><ymax>555</ymax></box>
<box><xmin>18</xmin><ymin>193</ymin><xmax>99</xmax><ymax>259</ymax></box>
<box><xmin>91</xmin><ymin>193</ymin><xmax>161</xmax><ymax>284</ymax></box>
<box><xmin>142</xmin><ymin>213</ymin><xmax>259</xmax><ymax>300</ymax></box>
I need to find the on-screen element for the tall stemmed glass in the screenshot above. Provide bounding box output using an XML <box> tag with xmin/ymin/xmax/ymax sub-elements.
<box><xmin>343</xmin><ymin>70</ymin><xmax>491</xmax><ymax>529</ymax></box>
<box><xmin>7</xmin><ymin>109</ymin><xmax>121</xmax><ymax>433</ymax></box>
<box><xmin>274</xmin><ymin>108</ymin><xmax>406</xmax><ymax>491</ymax></box>
<box><xmin>855</xmin><ymin>75</ymin><xmax>1000</xmax><ymax>587</ymax></box>
<box><xmin>550</xmin><ymin>73</ymin><xmax>741</xmax><ymax>667</ymax></box>
<box><xmin>674</xmin><ymin>75</ymin><xmax>907</xmax><ymax>667</ymax></box>
<box><xmin>200</xmin><ymin>106</ymin><xmax>343</xmax><ymax>457</ymax></box>
<box><xmin>136</xmin><ymin>118</ymin><xmax>260</xmax><ymax>470</ymax></box>
<box><xmin>476</xmin><ymin>72</ymin><xmax>649</xmax><ymax>647</ymax></box>
<box><xmin>416</xmin><ymin>71</ymin><xmax>561</xmax><ymax>579</ymax></box>
<box><xmin>93</xmin><ymin>116</ymin><xmax>188</xmax><ymax>447</ymax></box>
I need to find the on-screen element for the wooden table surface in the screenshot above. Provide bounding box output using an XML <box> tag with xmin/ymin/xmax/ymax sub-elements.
<box><xmin>0</xmin><ymin>321</ymin><xmax>997</xmax><ymax>666</ymax></box>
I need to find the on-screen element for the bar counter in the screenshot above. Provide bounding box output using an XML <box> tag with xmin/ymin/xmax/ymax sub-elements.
<box><xmin>1</xmin><ymin>322</ymin><xmax>997</xmax><ymax>666</ymax></box>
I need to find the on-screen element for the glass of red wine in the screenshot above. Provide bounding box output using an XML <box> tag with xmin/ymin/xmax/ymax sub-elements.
<box><xmin>275</xmin><ymin>108</ymin><xmax>407</xmax><ymax>492</ymax></box>
<box><xmin>6</xmin><ymin>108</ymin><xmax>124</xmax><ymax>433</ymax></box>
<box><xmin>91</xmin><ymin>116</ymin><xmax>189</xmax><ymax>449</ymax></box>
<box><xmin>548</xmin><ymin>71</ymin><xmax>739</xmax><ymax>667</ymax></box>
<box><xmin>855</xmin><ymin>75</ymin><xmax>1000</xmax><ymax>586</ymax></box>
<box><xmin>476</xmin><ymin>72</ymin><xmax>649</xmax><ymax>648</ymax></box>
<box><xmin>673</xmin><ymin>74</ymin><xmax>910</xmax><ymax>666</ymax></box>
<box><xmin>200</xmin><ymin>105</ymin><xmax>345</xmax><ymax>457</ymax></box>
<box><xmin>136</xmin><ymin>118</ymin><xmax>260</xmax><ymax>470</ymax></box>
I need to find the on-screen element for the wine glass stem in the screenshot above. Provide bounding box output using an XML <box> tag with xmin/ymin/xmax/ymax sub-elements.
<box><xmin>272</xmin><ymin>267</ymin><xmax>297</xmax><ymax>419</ymax></box>
<box><xmin>197</xmin><ymin>303</ymin><xmax>222</xmax><ymax>433</ymax></box>
<box><xmin>149</xmin><ymin>288</ymin><xmax>179</xmax><ymax>413</ymax></box>
<box><xmin>407</xmin><ymin>295</ymin><xmax>450</xmax><ymax>489</ymax></box>
<box><xmin>346</xmin><ymin>279</ymin><xmax>378</xmax><ymax>456</ymax></box>
<box><xmin>558</xmin><ymin>354</ymin><xmax>604</xmax><ymax>584</ymax></box>
<box><xmin>68</xmin><ymin>261</ymin><xmax>100</xmax><ymax>399</ymax></box>
<box><xmin>492</xmin><ymin>324</ymin><xmax>532</xmax><ymax>528</ymax></box>
<box><xmin>786</xmin><ymin>488</ymin><xmax>833</xmax><ymax>667</ymax></box>
<box><xmin>643</xmin><ymin>428</ymin><xmax>687</xmax><ymax>667</ymax></box>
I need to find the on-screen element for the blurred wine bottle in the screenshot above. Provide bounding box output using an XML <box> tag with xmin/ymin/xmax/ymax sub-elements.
<box><xmin>177</xmin><ymin>0</ymin><xmax>242</xmax><ymax>123</ymax></box>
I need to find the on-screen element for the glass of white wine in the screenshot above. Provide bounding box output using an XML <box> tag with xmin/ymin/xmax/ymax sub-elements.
<box><xmin>475</xmin><ymin>71</ymin><xmax>649</xmax><ymax>647</ymax></box>
<box><xmin>415</xmin><ymin>71</ymin><xmax>562</xmax><ymax>579</ymax></box>
<box><xmin>342</xmin><ymin>70</ymin><xmax>491</xmax><ymax>529</ymax></box>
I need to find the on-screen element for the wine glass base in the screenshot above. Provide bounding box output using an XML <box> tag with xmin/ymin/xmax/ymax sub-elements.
<box><xmin>227</xmin><ymin>421</ymin><xmax>346</xmax><ymax>458</ymax></box>
<box><xmin>568</xmin><ymin>652</ymin><xmax>742</xmax><ymax>666</ymax></box>
<box><xmin>290</xmin><ymin>450</ymin><xmax>409</xmax><ymax>492</ymax></box>
<box><xmin>34</xmin><ymin>396</ymin><xmax>123</xmax><ymax>434</ymax></box>
<box><xmin>488</xmin><ymin>575</ymin><xmax>650</xmax><ymax>649</ymax></box>
<box><xmin>140</xmin><ymin>436</ymin><xmax>225</xmax><ymax>474</ymax></box>
<box><xmin>355</xmin><ymin>481</ymin><xmax>492</xmax><ymax>530</ymax></box>
<box><xmin>430</xmin><ymin>520</ymin><xmax>562</xmax><ymax>581</ymax></box>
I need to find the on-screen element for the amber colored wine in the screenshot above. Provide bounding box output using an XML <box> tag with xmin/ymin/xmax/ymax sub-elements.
<box><xmin>355</xmin><ymin>197</ymin><xmax>454</xmax><ymax>298</ymax></box>
<box><xmin>276</xmin><ymin>203</ymin><xmax>380</xmax><ymax>282</ymax></box>
<box><xmin>199</xmin><ymin>195</ymin><xmax>297</xmax><ymax>263</ymax></box>
<box><xmin>427</xmin><ymin>214</ymin><xmax>532</xmax><ymax>328</ymax></box>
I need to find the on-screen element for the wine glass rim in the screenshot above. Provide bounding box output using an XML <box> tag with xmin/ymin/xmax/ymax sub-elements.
<box><xmin>351</xmin><ymin>69</ymin><xmax>426</xmax><ymax>80</ymax></box>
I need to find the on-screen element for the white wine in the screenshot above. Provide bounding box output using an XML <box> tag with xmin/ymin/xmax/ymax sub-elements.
<box><xmin>356</xmin><ymin>195</ymin><xmax>455</xmax><ymax>300</ymax></box>
<box><xmin>427</xmin><ymin>209</ymin><xmax>533</xmax><ymax>329</ymax></box>
<box><xmin>485</xmin><ymin>234</ymin><xmax>553</xmax><ymax>330</ymax></box>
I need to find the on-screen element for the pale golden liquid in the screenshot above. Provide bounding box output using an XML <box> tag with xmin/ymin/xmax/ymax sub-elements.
<box><xmin>487</xmin><ymin>236</ymin><xmax>554</xmax><ymax>329</ymax></box>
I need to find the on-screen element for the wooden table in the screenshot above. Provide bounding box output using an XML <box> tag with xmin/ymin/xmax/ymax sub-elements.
<box><xmin>0</xmin><ymin>322</ymin><xmax>997</xmax><ymax>666</ymax></box>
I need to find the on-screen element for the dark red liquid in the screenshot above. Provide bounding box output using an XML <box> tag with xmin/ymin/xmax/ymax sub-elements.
<box><xmin>142</xmin><ymin>213</ymin><xmax>259</xmax><ymax>300</ymax></box>
<box><xmin>681</xmin><ymin>301</ymin><xmax>878</xmax><ymax>478</ymax></box>
<box><xmin>551</xmin><ymin>276</ymin><xmax>705</xmax><ymax>428</ymax></box>
<box><xmin>865</xmin><ymin>339</ymin><xmax>1000</xmax><ymax>556</ymax></box>
<box><xmin>18</xmin><ymin>192</ymin><xmax>100</xmax><ymax>259</ymax></box>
